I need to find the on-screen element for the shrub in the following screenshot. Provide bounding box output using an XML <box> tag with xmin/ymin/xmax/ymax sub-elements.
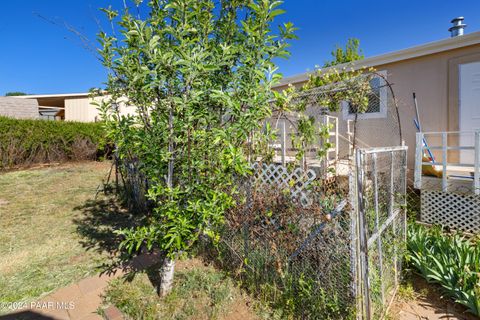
<box><xmin>407</xmin><ymin>223</ymin><xmax>480</xmax><ymax>316</ymax></box>
<box><xmin>199</xmin><ymin>184</ymin><xmax>355</xmax><ymax>319</ymax></box>
<box><xmin>0</xmin><ymin>116</ymin><xmax>107</xmax><ymax>170</ymax></box>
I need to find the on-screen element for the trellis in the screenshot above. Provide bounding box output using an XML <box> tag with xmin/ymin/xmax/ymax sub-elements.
<box><xmin>251</xmin><ymin>162</ymin><xmax>317</xmax><ymax>206</ymax></box>
<box><xmin>421</xmin><ymin>190</ymin><xmax>480</xmax><ymax>234</ymax></box>
<box><xmin>268</xmin><ymin>115</ymin><xmax>339</xmax><ymax>167</ymax></box>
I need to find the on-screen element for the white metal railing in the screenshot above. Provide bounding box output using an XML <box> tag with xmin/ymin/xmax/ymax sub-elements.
<box><xmin>323</xmin><ymin>115</ymin><xmax>339</xmax><ymax>163</ymax></box>
<box><xmin>414</xmin><ymin>131</ymin><xmax>480</xmax><ymax>194</ymax></box>
<box><xmin>269</xmin><ymin>115</ymin><xmax>339</xmax><ymax>166</ymax></box>
<box><xmin>347</xmin><ymin>119</ymin><xmax>354</xmax><ymax>156</ymax></box>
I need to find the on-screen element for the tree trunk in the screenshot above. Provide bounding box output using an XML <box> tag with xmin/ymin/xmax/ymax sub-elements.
<box><xmin>158</xmin><ymin>257</ymin><xmax>175</xmax><ymax>297</ymax></box>
<box><xmin>167</xmin><ymin>106</ymin><xmax>174</xmax><ymax>188</ymax></box>
<box><xmin>159</xmin><ymin>105</ymin><xmax>175</xmax><ymax>297</ymax></box>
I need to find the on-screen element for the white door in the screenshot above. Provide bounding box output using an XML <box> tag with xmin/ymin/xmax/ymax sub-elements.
<box><xmin>459</xmin><ymin>61</ymin><xmax>480</xmax><ymax>164</ymax></box>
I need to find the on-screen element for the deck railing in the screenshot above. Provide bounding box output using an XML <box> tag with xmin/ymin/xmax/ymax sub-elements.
<box><xmin>414</xmin><ymin>131</ymin><xmax>480</xmax><ymax>194</ymax></box>
<box><xmin>269</xmin><ymin>115</ymin><xmax>339</xmax><ymax>167</ymax></box>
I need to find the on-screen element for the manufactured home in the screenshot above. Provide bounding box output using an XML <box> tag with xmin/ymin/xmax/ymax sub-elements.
<box><xmin>271</xmin><ymin>17</ymin><xmax>480</xmax><ymax>234</ymax></box>
<box><xmin>9</xmin><ymin>19</ymin><xmax>480</xmax><ymax>173</ymax></box>
<box><xmin>274</xmin><ymin>18</ymin><xmax>480</xmax><ymax>171</ymax></box>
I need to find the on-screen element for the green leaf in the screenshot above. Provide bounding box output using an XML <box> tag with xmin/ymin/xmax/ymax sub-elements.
<box><xmin>269</xmin><ymin>9</ymin><xmax>286</xmax><ymax>18</ymax></box>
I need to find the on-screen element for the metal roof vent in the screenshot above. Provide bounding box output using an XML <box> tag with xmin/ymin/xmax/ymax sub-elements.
<box><xmin>449</xmin><ymin>17</ymin><xmax>467</xmax><ymax>37</ymax></box>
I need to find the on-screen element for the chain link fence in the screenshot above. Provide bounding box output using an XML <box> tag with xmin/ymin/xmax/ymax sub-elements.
<box><xmin>113</xmin><ymin>71</ymin><xmax>408</xmax><ymax>319</ymax></box>
<box><xmin>210</xmin><ymin>147</ymin><xmax>407</xmax><ymax>319</ymax></box>
<box><xmin>353</xmin><ymin>147</ymin><xmax>408</xmax><ymax>319</ymax></box>
<box><xmin>208</xmin><ymin>74</ymin><xmax>407</xmax><ymax>319</ymax></box>
<box><xmin>210</xmin><ymin>163</ymin><xmax>355</xmax><ymax>319</ymax></box>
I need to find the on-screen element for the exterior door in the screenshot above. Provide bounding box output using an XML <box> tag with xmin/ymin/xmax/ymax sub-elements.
<box><xmin>459</xmin><ymin>61</ymin><xmax>480</xmax><ymax>164</ymax></box>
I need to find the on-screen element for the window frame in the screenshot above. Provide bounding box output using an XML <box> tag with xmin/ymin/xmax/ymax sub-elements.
<box><xmin>341</xmin><ymin>70</ymin><xmax>388</xmax><ymax>120</ymax></box>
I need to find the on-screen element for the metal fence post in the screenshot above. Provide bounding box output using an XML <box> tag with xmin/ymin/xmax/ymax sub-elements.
<box><xmin>373</xmin><ymin>153</ymin><xmax>385</xmax><ymax>305</ymax></box>
<box><xmin>403</xmin><ymin>149</ymin><xmax>408</xmax><ymax>243</ymax></box>
<box><xmin>355</xmin><ymin>149</ymin><xmax>371</xmax><ymax>320</ymax></box>
<box><xmin>281</xmin><ymin>120</ymin><xmax>286</xmax><ymax>166</ymax></box>
<box><xmin>414</xmin><ymin>133</ymin><xmax>423</xmax><ymax>189</ymax></box>
<box><xmin>349</xmin><ymin>157</ymin><xmax>358</xmax><ymax>310</ymax></box>
<box><xmin>475</xmin><ymin>131</ymin><xmax>480</xmax><ymax>195</ymax></box>
<box><xmin>390</xmin><ymin>151</ymin><xmax>398</xmax><ymax>287</ymax></box>
<box><xmin>442</xmin><ymin>132</ymin><xmax>448</xmax><ymax>192</ymax></box>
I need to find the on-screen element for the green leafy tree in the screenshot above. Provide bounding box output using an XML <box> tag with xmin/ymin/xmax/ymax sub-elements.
<box><xmin>5</xmin><ymin>92</ymin><xmax>28</xmax><ymax>96</ymax></box>
<box><xmin>97</xmin><ymin>0</ymin><xmax>296</xmax><ymax>296</ymax></box>
<box><xmin>323</xmin><ymin>38</ymin><xmax>364</xmax><ymax>67</ymax></box>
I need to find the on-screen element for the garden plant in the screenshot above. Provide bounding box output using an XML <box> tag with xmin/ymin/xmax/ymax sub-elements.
<box><xmin>407</xmin><ymin>223</ymin><xmax>480</xmax><ymax>316</ymax></box>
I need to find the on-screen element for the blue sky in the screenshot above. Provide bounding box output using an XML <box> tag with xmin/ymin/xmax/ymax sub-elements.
<box><xmin>1</xmin><ymin>0</ymin><xmax>479</xmax><ymax>95</ymax></box>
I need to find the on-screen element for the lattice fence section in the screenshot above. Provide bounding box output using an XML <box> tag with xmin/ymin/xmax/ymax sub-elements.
<box><xmin>421</xmin><ymin>190</ymin><xmax>480</xmax><ymax>234</ymax></box>
<box><xmin>252</xmin><ymin>162</ymin><xmax>316</xmax><ymax>206</ymax></box>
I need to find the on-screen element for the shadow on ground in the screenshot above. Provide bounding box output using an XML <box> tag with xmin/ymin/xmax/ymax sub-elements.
<box><xmin>0</xmin><ymin>311</ymin><xmax>56</xmax><ymax>320</ymax></box>
<box><xmin>74</xmin><ymin>195</ymin><xmax>134</xmax><ymax>255</ymax></box>
<box><xmin>73</xmin><ymin>187</ymin><xmax>153</xmax><ymax>276</ymax></box>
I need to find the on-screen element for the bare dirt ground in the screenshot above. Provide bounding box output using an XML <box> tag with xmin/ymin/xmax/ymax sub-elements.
<box><xmin>390</xmin><ymin>275</ymin><xmax>478</xmax><ymax>320</ymax></box>
<box><xmin>223</xmin><ymin>301</ymin><xmax>257</xmax><ymax>320</ymax></box>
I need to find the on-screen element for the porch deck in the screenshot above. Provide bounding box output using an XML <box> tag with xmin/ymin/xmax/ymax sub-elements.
<box><xmin>415</xmin><ymin>131</ymin><xmax>480</xmax><ymax>233</ymax></box>
<box><xmin>414</xmin><ymin>131</ymin><xmax>480</xmax><ymax>195</ymax></box>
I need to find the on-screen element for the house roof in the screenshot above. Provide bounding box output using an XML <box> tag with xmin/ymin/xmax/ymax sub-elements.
<box><xmin>11</xmin><ymin>93</ymin><xmax>91</xmax><ymax>108</ymax></box>
<box><xmin>13</xmin><ymin>93</ymin><xmax>90</xmax><ymax>99</ymax></box>
<box><xmin>278</xmin><ymin>31</ymin><xmax>480</xmax><ymax>87</ymax></box>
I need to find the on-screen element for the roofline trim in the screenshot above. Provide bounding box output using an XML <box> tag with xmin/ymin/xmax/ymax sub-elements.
<box><xmin>277</xmin><ymin>31</ymin><xmax>480</xmax><ymax>87</ymax></box>
<box><xmin>13</xmin><ymin>93</ymin><xmax>90</xmax><ymax>99</ymax></box>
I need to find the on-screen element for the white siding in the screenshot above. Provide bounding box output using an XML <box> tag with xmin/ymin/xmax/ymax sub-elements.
<box><xmin>65</xmin><ymin>96</ymin><xmax>138</xmax><ymax>122</ymax></box>
<box><xmin>65</xmin><ymin>98</ymin><xmax>99</xmax><ymax>122</ymax></box>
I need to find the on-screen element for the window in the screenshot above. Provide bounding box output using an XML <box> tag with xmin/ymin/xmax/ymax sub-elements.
<box><xmin>342</xmin><ymin>71</ymin><xmax>387</xmax><ymax>120</ymax></box>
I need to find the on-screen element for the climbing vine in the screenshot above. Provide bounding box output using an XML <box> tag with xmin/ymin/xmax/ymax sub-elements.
<box><xmin>271</xmin><ymin>65</ymin><xmax>378</xmax><ymax>166</ymax></box>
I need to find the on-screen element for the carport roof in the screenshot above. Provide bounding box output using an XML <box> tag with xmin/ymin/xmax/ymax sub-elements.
<box><xmin>14</xmin><ymin>93</ymin><xmax>90</xmax><ymax>99</ymax></box>
<box><xmin>12</xmin><ymin>93</ymin><xmax>90</xmax><ymax>108</ymax></box>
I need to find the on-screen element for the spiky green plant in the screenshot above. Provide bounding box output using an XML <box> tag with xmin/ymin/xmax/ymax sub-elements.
<box><xmin>407</xmin><ymin>224</ymin><xmax>480</xmax><ymax>315</ymax></box>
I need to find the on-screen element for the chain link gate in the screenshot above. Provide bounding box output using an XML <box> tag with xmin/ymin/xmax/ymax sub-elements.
<box><xmin>352</xmin><ymin>146</ymin><xmax>408</xmax><ymax>319</ymax></box>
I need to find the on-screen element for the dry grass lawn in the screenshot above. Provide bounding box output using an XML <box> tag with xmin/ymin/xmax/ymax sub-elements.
<box><xmin>0</xmin><ymin>161</ymin><xmax>113</xmax><ymax>312</ymax></box>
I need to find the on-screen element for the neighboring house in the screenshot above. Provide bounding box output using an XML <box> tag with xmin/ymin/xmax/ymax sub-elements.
<box><xmin>0</xmin><ymin>96</ymin><xmax>39</xmax><ymax>119</ymax></box>
<box><xmin>14</xmin><ymin>93</ymin><xmax>135</xmax><ymax>122</ymax></box>
<box><xmin>274</xmin><ymin>18</ymin><xmax>480</xmax><ymax>169</ymax></box>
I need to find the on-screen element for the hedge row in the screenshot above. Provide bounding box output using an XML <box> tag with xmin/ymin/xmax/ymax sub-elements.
<box><xmin>0</xmin><ymin>116</ymin><xmax>108</xmax><ymax>170</ymax></box>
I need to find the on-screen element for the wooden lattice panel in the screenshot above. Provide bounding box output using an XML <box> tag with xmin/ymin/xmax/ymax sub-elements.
<box><xmin>252</xmin><ymin>162</ymin><xmax>316</xmax><ymax>206</ymax></box>
<box><xmin>421</xmin><ymin>190</ymin><xmax>480</xmax><ymax>234</ymax></box>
